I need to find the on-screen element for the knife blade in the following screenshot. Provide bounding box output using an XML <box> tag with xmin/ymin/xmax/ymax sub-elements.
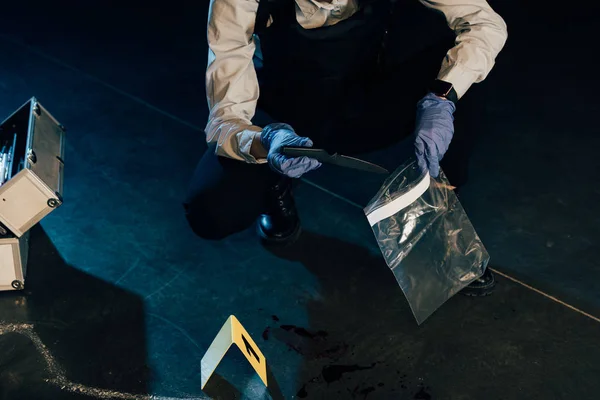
<box><xmin>281</xmin><ymin>147</ymin><xmax>389</xmax><ymax>175</ymax></box>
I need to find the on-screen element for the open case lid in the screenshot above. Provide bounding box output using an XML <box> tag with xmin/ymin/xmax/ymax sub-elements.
<box><xmin>0</xmin><ymin>97</ymin><xmax>65</xmax><ymax>237</ymax></box>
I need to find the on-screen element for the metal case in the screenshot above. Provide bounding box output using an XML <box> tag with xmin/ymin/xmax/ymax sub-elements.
<box><xmin>0</xmin><ymin>231</ymin><xmax>29</xmax><ymax>291</ymax></box>
<box><xmin>0</xmin><ymin>98</ymin><xmax>65</xmax><ymax>237</ymax></box>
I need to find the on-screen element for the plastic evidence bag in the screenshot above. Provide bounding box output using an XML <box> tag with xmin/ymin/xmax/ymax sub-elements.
<box><xmin>364</xmin><ymin>158</ymin><xmax>489</xmax><ymax>324</ymax></box>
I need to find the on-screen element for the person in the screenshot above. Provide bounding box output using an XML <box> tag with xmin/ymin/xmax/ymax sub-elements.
<box><xmin>185</xmin><ymin>0</ymin><xmax>507</xmax><ymax>296</ymax></box>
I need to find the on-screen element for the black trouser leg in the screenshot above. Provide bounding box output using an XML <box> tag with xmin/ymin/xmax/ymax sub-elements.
<box><xmin>183</xmin><ymin>146</ymin><xmax>280</xmax><ymax>240</ymax></box>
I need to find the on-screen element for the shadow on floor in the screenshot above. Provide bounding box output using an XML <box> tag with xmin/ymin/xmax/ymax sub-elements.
<box><xmin>0</xmin><ymin>225</ymin><xmax>149</xmax><ymax>399</ymax></box>
<box><xmin>203</xmin><ymin>365</ymin><xmax>284</xmax><ymax>400</ymax></box>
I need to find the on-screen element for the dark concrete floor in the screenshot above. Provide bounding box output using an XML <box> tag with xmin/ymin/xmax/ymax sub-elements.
<box><xmin>0</xmin><ymin>0</ymin><xmax>599</xmax><ymax>399</ymax></box>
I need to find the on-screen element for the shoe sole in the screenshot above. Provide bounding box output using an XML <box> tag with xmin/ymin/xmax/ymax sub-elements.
<box><xmin>460</xmin><ymin>281</ymin><xmax>497</xmax><ymax>297</ymax></box>
<box><xmin>460</xmin><ymin>288</ymin><xmax>495</xmax><ymax>297</ymax></box>
<box><xmin>256</xmin><ymin>222</ymin><xmax>302</xmax><ymax>247</ymax></box>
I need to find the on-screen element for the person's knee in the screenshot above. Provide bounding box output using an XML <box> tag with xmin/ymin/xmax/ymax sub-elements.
<box><xmin>184</xmin><ymin>148</ymin><xmax>267</xmax><ymax>240</ymax></box>
<box><xmin>184</xmin><ymin>201</ymin><xmax>232</xmax><ymax>240</ymax></box>
<box><xmin>184</xmin><ymin>195</ymin><xmax>256</xmax><ymax>241</ymax></box>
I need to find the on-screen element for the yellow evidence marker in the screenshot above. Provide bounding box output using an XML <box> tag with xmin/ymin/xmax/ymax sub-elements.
<box><xmin>200</xmin><ymin>315</ymin><xmax>268</xmax><ymax>389</ymax></box>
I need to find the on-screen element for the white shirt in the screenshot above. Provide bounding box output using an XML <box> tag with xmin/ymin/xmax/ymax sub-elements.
<box><xmin>205</xmin><ymin>0</ymin><xmax>508</xmax><ymax>163</ymax></box>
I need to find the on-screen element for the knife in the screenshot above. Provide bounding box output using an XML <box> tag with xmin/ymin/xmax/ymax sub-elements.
<box><xmin>281</xmin><ymin>147</ymin><xmax>389</xmax><ymax>175</ymax></box>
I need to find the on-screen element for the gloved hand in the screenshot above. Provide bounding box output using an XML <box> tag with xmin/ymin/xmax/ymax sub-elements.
<box><xmin>260</xmin><ymin>123</ymin><xmax>322</xmax><ymax>178</ymax></box>
<box><xmin>413</xmin><ymin>93</ymin><xmax>456</xmax><ymax>178</ymax></box>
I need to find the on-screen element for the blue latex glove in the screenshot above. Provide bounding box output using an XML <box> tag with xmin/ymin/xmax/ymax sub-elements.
<box><xmin>413</xmin><ymin>93</ymin><xmax>456</xmax><ymax>178</ymax></box>
<box><xmin>260</xmin><ymin>123</ymin><xmax>322</xmax><ymax>178</ymax></box>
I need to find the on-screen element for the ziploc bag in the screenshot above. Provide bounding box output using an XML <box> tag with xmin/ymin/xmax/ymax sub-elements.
<box><xmin>364</xmin><ymin>158</ymin><xmax>489</xmax><ymax>324</ymax></box>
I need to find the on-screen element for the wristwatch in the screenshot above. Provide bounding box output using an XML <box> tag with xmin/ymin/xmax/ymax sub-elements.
<box><xmin>429</xmin><ymin>79</ymin><xmax>458</xmax><ymax>105</ymax></box>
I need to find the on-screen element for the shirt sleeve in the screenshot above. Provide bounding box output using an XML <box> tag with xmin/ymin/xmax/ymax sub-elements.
<box><xmin>419</xmin><ymin>0</ymin><xmax>508</xmax><ymax>99</ymax></box>
<box><xmin>206</xmin><ymin>0</ymin><xmax>266</xmax><ymax>163</ymax></box>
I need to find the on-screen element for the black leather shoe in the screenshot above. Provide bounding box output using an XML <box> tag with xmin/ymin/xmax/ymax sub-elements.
<box><xmin>461</xmin><ymin>268</ymin><xmax>496</xmax><ymax>297</ymax></box>
<box><xmin>257</xmin><ymin>179</ymin><xmax>301</xmax><ymax>245</ymax></box>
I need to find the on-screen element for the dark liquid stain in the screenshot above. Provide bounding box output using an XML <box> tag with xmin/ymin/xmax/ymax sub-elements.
<box><xmin>262</xmin><ymin>327</ymin><xmax>270</xmax><ymax>341</ymax></box>
<box><xmin>296</xmin><ymin>375</ymin><xmax>321</xmax><ymax>398</ymax></box>
<box><xmin>414</xmin><ymin>387</ymin><xmax>431</xmax><ymax>400</ymax></box>
<box><xmin>288</xmin><ymin>343</ymin><xmax>303</xmax><ymax>354</ymax></box>
<box><xmin>360</xmin><ymin>387</ymin><xmax>375</xmax><ymax>398</ymax></box>
<box><xmin>322</xmin><ymin>364</ymin><xmax>376</xmax><ymax>384</ymax></box>
<box><xmin>280</xmin><ymin>325</ymin><xmax>328</xmax><ymax>339</ymax></box>
<box><xmin>272</xmin><ymin>315</ymin><xmax>280</xmax><ymax>322</ymax></box>
<box><xmin>315</xmin><ymin>343</ymin><xmax>349</xmax><ymax>359</ymax></box>
<box><xmin>297</xmin><ymin>385</ymin><xmax>308</xmax><ymax>398</ymax></box>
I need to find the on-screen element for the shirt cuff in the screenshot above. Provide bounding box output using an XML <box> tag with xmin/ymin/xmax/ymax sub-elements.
<box><xmin>437</xmin><ymin>62</ymin><xmax>481</xmax><ymax>100</ymax></box>
<box><xmin>235</xmin><ymin>127</ymin><xmax>267</xmax><ymax>164</ymax></box>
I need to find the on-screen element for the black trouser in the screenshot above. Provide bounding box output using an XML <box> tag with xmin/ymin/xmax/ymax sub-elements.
<box><xmin>183</xmin><ymin>145</ymin><xmax>280</xmax><ymax>240</ymax></box>
<box><xmin>185</xmin><ymin>44</ymin><xmax>475</xmax><ymax>240</ymax></box>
